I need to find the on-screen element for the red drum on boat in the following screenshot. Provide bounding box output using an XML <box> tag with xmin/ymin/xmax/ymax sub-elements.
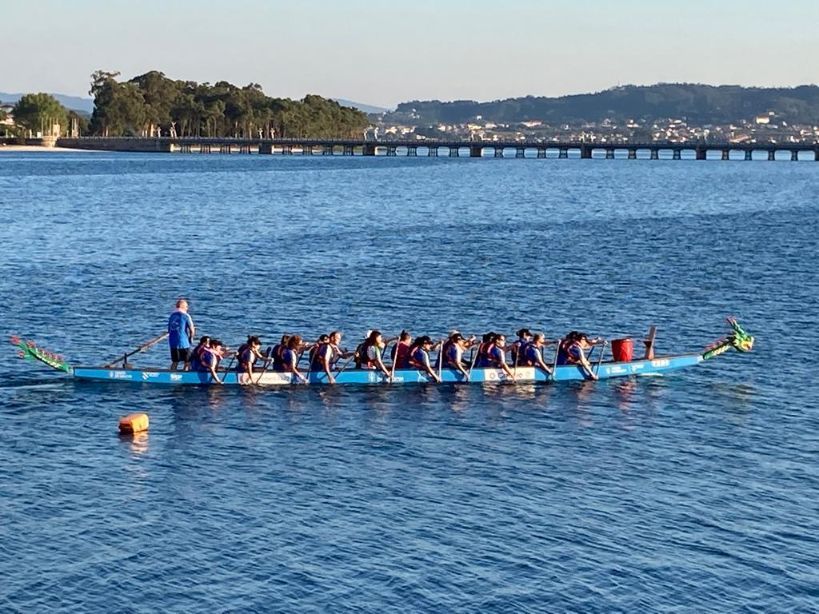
<box><xmin>611</xmin><ymin>338</ymin><xmax>634</xmax><ymax>362</ymax></box>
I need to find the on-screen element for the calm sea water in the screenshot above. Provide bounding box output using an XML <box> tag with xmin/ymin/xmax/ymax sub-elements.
<box><xmin>0</xmin><ymin>152</ymin><xmax>817</xmax><ymax>612</ymax></box>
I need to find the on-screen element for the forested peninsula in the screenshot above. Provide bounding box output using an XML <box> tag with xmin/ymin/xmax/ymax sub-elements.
<box><xmin>88</xmin><ymin>70</ymin><xmax>368</xmax><ymax>138</ymax></box>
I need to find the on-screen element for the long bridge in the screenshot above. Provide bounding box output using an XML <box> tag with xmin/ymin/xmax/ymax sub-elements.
<box><xmin>54</xmin><ymin>137</ymin><xmax>819</xmax><ymax>160</ymax></box>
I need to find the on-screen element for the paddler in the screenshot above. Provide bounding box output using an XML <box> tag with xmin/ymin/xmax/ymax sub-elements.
<box><xmin>355</xmin><ymin>330</ymin><xmax>391</xmax><ymax>378</ymax></box>
<box><xmin>518</xmin><ymin>333</ymin><xmax>552</xmax><ymax>375</ymax></box>
<box><xmin>557</xmin><ymin>332</ymin><xmax>599</xmax><ymax>380</ymax></box>
<box><xmin>279</xmin><ymin>335</ymin><xmax>308</xmax><ymax>383</ymax></box>
<box><xmin>310</xmin><ymin>334</ymin><xmax>336</xmax><ymax>383</ymax></box>
<box><xmin>189</xmin><ymin>335</ymin><xmax>211</xmax><ymax>372</ymax></box>
<box><xmin>510</xmin><ymin>328</ymin><xmax>533</xmax><ymax>366</ymax></box>
<box><xmin>237</xmin><ymin>335</ymin><xmax>264</xmax><ymax>384</ymax></box>
<box><xmin>391</xmin><ymin>330</ymin><xmax>412</xmax><ymax>370</ymax></box>
<box><xmin>407</xmin><ymin>335</ymin><xmax>441</xmax><ymax>383</ymax></box>
<box><xmin>201</xmin><ymin>338</ymin><xmax>225</xmax><ymax>384</ymax></box>
<box><xmin>475</xmin><ymin>333</ymin><xmax>515</xmax><ymax>380</ymax></box>
<box><xmin>442</xmin><ymin>332</ymin><xmax>473</xmax><ymax>379</ymax></box>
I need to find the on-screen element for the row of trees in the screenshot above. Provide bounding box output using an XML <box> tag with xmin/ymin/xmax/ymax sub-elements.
<box><xmin>89</xmin><ymin>70</ymin><xmax>369</xmax><ymax>138</ymax></box>
<box><xmin>4</xmin><ymin>93</ymin><xmax>85</xmax><ymax>137</ymax></box>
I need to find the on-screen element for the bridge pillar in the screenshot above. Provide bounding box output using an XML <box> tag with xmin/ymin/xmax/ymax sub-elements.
<box><xmin>536</xmin><ymin>147</ymin><xmax>546</xmax><ymax>158</ymax></box>
<box><xmin>695</xmin><ymin>146</ymin><xmax>707</xmax><ymax>160</ymax></box>
<box><xmin>182</xmin><ymin>144</ymin><xmax>192</xmax><ymax>154</ymax></box>
<box><xmin>363</xmin><ymin>144</ymin><xmax>376</xmax><ymax>156</ymax></box>
<box><xmin>580</xmin><ymin>145</ymin><xmax>592</xmax><ymax>159</ymax></box>
<box><xmin>672</xmin><ymin>149</ymin><xmax>681</xmax><ymax>160</ymax></box>
<box><xmin>815</xmin><ymin>149</ymin><xmax>819</xmax><ymax>161</ymax></box>
<box><xmin>303</xmin><ymin>145</ymin><xmax>313</xmax><ymax>155</ymax></box>
<box><xmin>323</xmin><ymin>145</ymin><xmax>334</xmax><ymax>156</ymax></box>
<box><xmin>470</xmin><ymin>145</ymin><xmax>482</xmax><ymax>158</ymax></box>
<box><xmin>200</xmin><ymin>144</ymin><xmax>211</xmax><ymax>154</ymax></box>
<box><xmin>628</xmin><ymin>148</ymin><xmax>637</xmax><ymax>160</ymax></box>
<box><xmin>744</xmin><ymin>150</ymin><xmax>752</xmax><ymax>161</ymax></box>
<box><xmin>558</xmin><ymin>148</ymin><xmax>568</xmax><ymax>159</ymax></box>
<box><xmin>387</xmin><ymin>145</ymin><xmax>397</xmax><ymax>157</ymax></box>
<box><xmin>494</xmin><ymin>146</ymin><xmax>504</xmax><ymax>158</ymax></box>
<box><xmin>721</xmin><ymin>148</ymin><xmax>729</xmax><ymax>160</ymax></box>
<box><xmin>449</xmin><ymin>146</ymin><xmax>460</xmax><ymax>157</ymax></box>
<box><xmin>650</xmin><ymin>149</ymin><xmax>659</xmax><ymax>160</ymax></box>
<box><xmin>514</xmin><ymin>146</ymin><xmax>524</xmax><ymax>158</ymax></box>
<box><xmin>605</xmin><ymin>148</ymin><xmax>614</xmax><ymax>159</ymax></box>
<box><xmin>259</xmin><ymin>143</ymin><xmax>272</xmax><ymax>154</ymax></box>
<box><xmin>343</xmin><ymin>145</ymin><xmax>354</xmax><ymax>156</ymax></box>
<box><xmin>407</xmin><ymin>146</ymin><xmax>417</xmax><ymax>156</ymax></box>
<box><xmin>768</xmin><ymin>149</ymin><xmax>776</xmax><ymax>161</ymax></box>
<box><xmin>239</xmin><ymin>144</ymin><xmax>251</xmax><ymax>154</ymax></box>
<box><xmin>219</xmin><ymin>144</ymin><xmax>231</xmax><ymax>154</ymax></box>
<box><xmin>282</xmin><ymin>144</ymin><xmax>292</xmax><ymax>155</ymax></box>
<box><xmin>791</xmin><ymin>150</ymin><xmax>799</xmax><ymax>161</ymax></box>
<box><xmin>428</xmin><ymin>146</ymin><xmax>438</xmax><ymax>157</ymax></box>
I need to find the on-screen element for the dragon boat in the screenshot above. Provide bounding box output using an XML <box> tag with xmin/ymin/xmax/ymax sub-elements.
<box><xmin>10</xmin><ymin>319</ymin><xmax>753</xmax><ymax>387</ymax></box>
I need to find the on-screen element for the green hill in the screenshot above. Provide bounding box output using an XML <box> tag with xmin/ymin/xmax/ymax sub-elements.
<box><xmin>388</xmin><ymin>84</ymin><xmax>819</xmax><ymax>126</ymax></box>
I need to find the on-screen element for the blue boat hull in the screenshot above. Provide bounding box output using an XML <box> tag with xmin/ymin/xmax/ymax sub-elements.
<box><xmin>71</xmin><ymin>353</ymin><xmax>704</xmax><ymax>386</ymax></box>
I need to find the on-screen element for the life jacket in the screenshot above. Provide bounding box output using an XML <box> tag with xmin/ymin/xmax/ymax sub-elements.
<box><xmin>189</xmin><ymin>343</ymin><xmax>207</xmax><ymax>371</ymax></box>
<box><xmin>200</xmin><ymin>346</ymin><xmax>220</xmax><ymax>371</ymax></box>
<box><xmin>408</xmin><ymin>347</ymin><xmax>428</xmax><ymax>369</ymax></box>
<box><xmin>310</xmin><ymin>342</ymin><xmax>330</xmax><ymax>370</ymax></box>
<box><xmin>393</xmin><ymin>343</ymin><xmax>410</xmax><ymax>369</ymax></box>
<box><xmin>518</xmin><ymin>343</ymin><xmax>538</xmax><ymax>367</ymax></box>
<box><xmin>510</xmin><ymin>340</ymin><xmax>529</xmax><ymax>365</ymax></box>
<box><xmin>270</xmin><ymin>344</ymin><xmax>286</xmax><ymax>370</ymax></box>
<box><xmin>443</xmin><ymin>342</ymin><xmax>461</xmax><ymax>367</ymax></box>
<box><xmin>557</xmin><ymin>340</ymin><xmax>582</xmax><ymax>366</ymax></box>
<box><xmin>476</xmin><ymin>342</ymin><xmax>500</xmax><ymax>368</ymax></box>
<box><xmin>355</xmin><ymin>341</ymin><xmax>375</xmax><ymax>369</ymax></box>
<box><xmin>238</xmin><ymin>346</ymin><xmax>257</xmax><ymax>370</ymax></box>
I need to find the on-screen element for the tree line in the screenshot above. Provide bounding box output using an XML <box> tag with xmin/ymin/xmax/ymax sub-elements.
<box><xmin>88</xmin><ymin>70</ymin><xmax>369</xmax><ymax>138</ymax></box>
<box><xmin>3</xmin><ymin>71</ymin><xmax>369</xmax><ymax>139</ymax></box>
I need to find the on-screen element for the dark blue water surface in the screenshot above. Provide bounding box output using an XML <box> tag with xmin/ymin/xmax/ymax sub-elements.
<box><xmin>1</xmin><ymin>152</ymin><xmax>817</xmax><ymax>612</ymax></box>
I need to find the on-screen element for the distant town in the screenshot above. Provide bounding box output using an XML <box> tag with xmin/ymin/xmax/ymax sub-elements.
<box><xmin>368</xmin><ymin>110</ymin><xmax>817</xmax><ymax>146</ymax></box>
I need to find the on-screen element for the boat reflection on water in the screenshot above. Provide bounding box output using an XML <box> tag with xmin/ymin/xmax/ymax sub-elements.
<box><xmin>613</xmin><ymin>378</ymin><xmax>639</xmax><ymax>413</ymax></box>
<box><xmin>119</xmin><ymin>430</ymin><xmax>149</xmax><ymax>455</ymax></box>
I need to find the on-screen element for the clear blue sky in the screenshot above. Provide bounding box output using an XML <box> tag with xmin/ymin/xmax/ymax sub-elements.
<box><xmin>4</xmin><ymin>0</ymin><xmax>817</xmax><ymax>107</ymax></box>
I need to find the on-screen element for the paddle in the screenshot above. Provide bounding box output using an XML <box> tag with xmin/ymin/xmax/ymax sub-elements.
<box><xmin>104</xmin><ymin>332</ymin><xmax>169</xmax><ymax>368</ymax></box>
<box><xmin>254</xmin><ymin>347</ymin><xmax>274</xmax><ymax>385</ymax></box>
<box><xmin>593</xmin><ymin>339</ymin><xmax>607</xmax><ymax>378</ymax></box>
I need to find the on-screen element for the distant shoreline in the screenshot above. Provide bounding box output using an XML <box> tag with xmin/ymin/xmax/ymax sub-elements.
<box><xmin>0</xmin><ymin>144</ymin><xmax>94</xmax><ymax>153</ymax></box>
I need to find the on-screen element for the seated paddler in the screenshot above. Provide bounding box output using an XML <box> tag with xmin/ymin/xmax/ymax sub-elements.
<box><xmin>443</xmin><ymin>332</ymin><xmax>473</xmax><ymax>380</ymax></box>
<box><xmin>407</xmin><ymin>335</ymin><xmax>441</xmax><ymax>383</ymax></box>
<box><xmin>189</xmin><ymin>336</ymin><xmax>211</xmax><ymax>372</ymax></box>
<box><xmin>557</xmin><ymin>331</ymin><xmax>599</xmax><ymax>380</ymax></box>
<box><xmin>510</xmin><ymin>328</ymin><xmax>533</xmax><ymax>367</ymax></box>
<box><xmin>475</xmin><ymin>333</ymin><xmax>516</xmax><ymax>380</ymax></box>
<box><xmin>279</xmin><ymin>335</ymin><xmax>308</xmax><ymax>383</ymax></box>
<box><xmin>310</xmin><ymin>334</ymin><xmax>338</xmax><ymax>383</ymax></box>
<box><xmin>355</xmin><ymin>330</ymin><xmax>391</xmax><ymax>378</ymax></box>
<box><xmin>518</xmin><ymin>333</ymin><xmax>552</xmax><ymax>375</ymax></box>
<box><xmin>237</xmin><ymin>335</ymin><xmax>264</xmax><ymax>384</ymax></box>
<box><xmin>201</xmin><ymin>338</ymin><xmax>225</xmax><ymax>384</ymax></box>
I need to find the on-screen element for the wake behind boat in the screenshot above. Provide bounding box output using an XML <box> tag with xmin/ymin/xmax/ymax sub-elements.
<box><xmin>10</xmin><ymin>319</ymin><xmax>754</xmax><ymax>387</ymax></box>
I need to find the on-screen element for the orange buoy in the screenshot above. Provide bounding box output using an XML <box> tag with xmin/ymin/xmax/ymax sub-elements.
<box><xmin>119</xmin><ymin>413</ymin><xmax>149</xmax><ymax>434</ymax></box>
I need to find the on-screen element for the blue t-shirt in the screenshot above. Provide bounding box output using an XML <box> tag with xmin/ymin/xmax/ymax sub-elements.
<box><xmin>168</xmin><ymin>311</ymin><xmax>193</xmax><ymax>348</ymax></box>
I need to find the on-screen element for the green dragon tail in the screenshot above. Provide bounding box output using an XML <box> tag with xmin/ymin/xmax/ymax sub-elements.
<box><xmin>9</xmin><ymin>336</ymin><xmax>72</xmax><ymax>373</ymax></box>
<box><xmin>702</xmin><ymin>317</ymin><xmax>755</xmax><ymax>360</ymax></box>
